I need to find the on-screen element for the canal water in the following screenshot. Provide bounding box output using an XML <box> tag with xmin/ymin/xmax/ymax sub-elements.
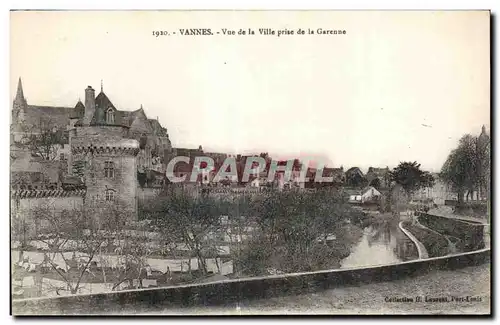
<box><xmin>340</xmin><ymin>218</ymin><xmax>419</xmax><ymax>269</ymax></box>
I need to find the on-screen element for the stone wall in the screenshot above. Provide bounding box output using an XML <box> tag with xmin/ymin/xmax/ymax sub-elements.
<box><xmin>415</xmin><ymin>212</ymin><xmax>485</xmax><ymax>252</ymax></box>
<box><xmin>137</xmin><ymin>187</ymin><xmax>162</xmax><ymax>203</ymax></box>
<box><xmin>12</xmin><ymin>248</ymin><xmax>490</xmax><ymax>315</ymax></box>
<box><xmin>70</xmin><ymin>126</ymin><xmax>130</xmax><ymax>146</ymax></box>
<box><xmin>79</xmin><ymin>153</ymin><xmax>138</xmax><ymax>222</ymax></box>
<box><xmin>11</xmin><ymin>191</ymin><xmax>85</xmax><ymax>238</ymax></box>
<box><xmin>70</xmin><ymin>126</ymin><xmax>140</xmax><ymax>221</ymax></box>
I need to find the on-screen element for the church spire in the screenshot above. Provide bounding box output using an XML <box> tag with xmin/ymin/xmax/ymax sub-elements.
<box><xmin>101</xmin><ymin>79</ymin><xmax>103</xmax><ymax>93</ymax></box>
<box><xmin>13</xmin><ymin>77</ymin><xmax>27</xmax><ymax>110</ymax></box>
<box><xmin>15</xmin><ymin>77</ymin><xmax>25</xmax><ymax>102</ymax></box>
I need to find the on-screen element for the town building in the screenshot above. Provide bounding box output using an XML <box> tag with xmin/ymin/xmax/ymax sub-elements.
<box><xmin>348</xmin><ymin>186</ymin><xmax>382</xmax><ymax>204</ymax></box>
<box><xmin>11</xmin><ymin>78</ymin><xmax>173</xmax><ymax>222</ymax></box>
<box><xmin>345</xmin><ymin>167</ymin><xmax>366</xmax><ymax>188</ymax></box>
<box><xmin>365</xmin><ymin>166</ymin><xmax>391</xmax><ymax>189</ymax></box>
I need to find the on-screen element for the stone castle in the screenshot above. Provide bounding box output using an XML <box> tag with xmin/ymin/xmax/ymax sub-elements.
<box><xmin>11</xmin><ymin>78</ymin><xmax>173</xmax><ymax>221</ymax></box>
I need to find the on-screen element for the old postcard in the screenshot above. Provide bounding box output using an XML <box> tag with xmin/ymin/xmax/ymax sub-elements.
<box><xmin>9</xmin><ymin>10</ymin><xmax>491</xmax><ymax>315</ymax></box>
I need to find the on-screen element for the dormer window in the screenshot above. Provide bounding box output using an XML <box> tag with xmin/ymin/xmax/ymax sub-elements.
<box><xmin>106</xmin><ymin>108</ymin><xmax>115</xmax><ymax>124</ymax></box>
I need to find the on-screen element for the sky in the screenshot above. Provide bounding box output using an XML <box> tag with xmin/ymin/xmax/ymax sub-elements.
<box><xmin>10</xmin><ymin>11</ymin><xmax>490</xmax><ymax>172</ymax></box>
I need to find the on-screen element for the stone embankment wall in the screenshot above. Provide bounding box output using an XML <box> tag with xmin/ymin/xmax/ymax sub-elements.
<box><xmin>13</xmin><ymin>248</ymin><xmax>490</xmax><ymax>315</ymax></box>
<box><xmin>12</xmin><ymin>212</ymin><xmax>490</xmax><ymax>315</ymax></box>
<box><xmin>415</xmin><ymin>212</ymin><xmax>485</xmax><ymax>252</ymax></box>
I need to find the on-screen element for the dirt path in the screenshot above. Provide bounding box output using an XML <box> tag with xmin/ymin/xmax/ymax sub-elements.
<box><xmin>148</xmin><ymin>263</ymin><xmax>490</xmax><ymax>315</ymax></box>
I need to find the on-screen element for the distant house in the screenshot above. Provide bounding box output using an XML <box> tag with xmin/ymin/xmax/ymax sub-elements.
<box><xmin>414</xmin><ymin>173</ymin><xmax>455</xmax><ymax>205</ymax></box>
<box><xmin>322</xmin><ymin>167</ymin><xmax>345</xmax><ymax>186</ymax></box>
<box><xmin>365</xmin><ymin>167</ymin><xmax>391</xmax><ymax>189</ymax></box>
<box><xmin>348</xmin><ymin>193</ymin><xmax>363</xmax><ymax>203</ymax></box>
<box><xmin>345</xmin><ymin>167</ymin><xmax>367</xmax><ymax>188</ymax></box>
<box><xmin>361</xmin><ymin>186</ymin><xmax>382</xmax><ymax>203</ymax></box>
<box><xmin>348</xmin><ymin>186</ymin><xmax>382</xmax><ymax>203</ymax></box>
<box><xmin>303</xmin><ymin>166</ymin><xmax>344</xmax><ymax>188</ymax></box>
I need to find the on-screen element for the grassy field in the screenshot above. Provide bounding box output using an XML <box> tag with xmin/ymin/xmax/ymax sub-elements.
<box><xmin>402</xmin><ymin>222</ymin><xmax>450</xmax><ymax>258</ymax></box>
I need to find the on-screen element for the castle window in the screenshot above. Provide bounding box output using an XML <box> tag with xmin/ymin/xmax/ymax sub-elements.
<box><xmin>106</xmin><ymin>108</ymin><xmax>115</xmax><ymax>124</ymax></box>
<box><xmin>104</xmin><ymin>161</ymin><xmax>115</xmax><ymax>178</ymax></box>
<box><xmin>105</xmin><ymin>189</ymin><xmax>116</xmax><ymax>202</ymax></box>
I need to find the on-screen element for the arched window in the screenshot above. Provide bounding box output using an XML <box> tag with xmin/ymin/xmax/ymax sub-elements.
<box><xmin>106</xmin><ymin>108</ymin><xmax>115</xmax><ymax>124</ymax></box>
<box><xmin>105</xmin><ymin>189</ymin><xmax>116</xmax><ymax>201</ymax></box>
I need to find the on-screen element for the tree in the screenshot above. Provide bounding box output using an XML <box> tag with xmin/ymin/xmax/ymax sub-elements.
<box><xmin>110</xmin><ymin>220</ymin><xmax>155</xmax><ymax>291</ymax></box>
<box><xmin>218</xmin><ymin>194</ymin><xmax>255</xmax><ymax>275</ymax></box>
<box><xmin>18</xmin><ymin>117</ymin><xmax>67</xmax><ymax>161</ymax></box>
<box><xmin>369</xmin><ymin>178</ymin><xmax>381</xmax><ymax>189</ymax></box>
<box><xmin>345</xmin><ymin>168</ymin><xmax>367</xmax><ymax>188</ymax></box>
<box><xmin>30</xmin><ymin>203</ymin><xmax>119</xmax><ymax>295</ymax></box>
<box><xmin>389</xmin><ymin>161</ymin><xmax>434</xmax><ymax>199</ymax></box>
<box><xmin>11</xmin><ymin>199</ymin><xmax>30</xmax><ymax>263</ymax></box>
<box><xmin>440</xmin><ymin>134</ymin><xmax>490</xmax><ymax>203</ymax></box>
<box><xmin>148</xmin><ymin>189</ymin><xmax>223</xmax><ymax>276</ymax></box>
<box><xmin>242</xmin><ymin>188</ymin><xmax>358</xmax><ymax>274</ymax></box>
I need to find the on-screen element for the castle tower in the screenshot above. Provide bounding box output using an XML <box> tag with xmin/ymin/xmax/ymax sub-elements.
<box><xmin>71</xmin><ymin>86</ymin><xmax>141</xmax><ymax>220</ymax></box>
<box><xmin>71</xmin><ymin>133</ymin><xmax>140</xmax><ymax>221</ymax></box>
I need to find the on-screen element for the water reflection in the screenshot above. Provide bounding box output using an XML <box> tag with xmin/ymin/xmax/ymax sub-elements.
<box><xmin>341</xmin><ymin>218</ymin><xmax>418</xmax><ymax>268</ymax></box>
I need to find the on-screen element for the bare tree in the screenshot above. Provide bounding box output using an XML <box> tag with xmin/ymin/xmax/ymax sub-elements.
<box><xmin>110</xmin><ymin>220</ymin><xmax>155</xmax><ymax>291</ymax></box>
<box><xmin>242</xmin><ymin>188</ymin><xmax>358</xmax><ymax>275</ymax></box>
<box><xmin>18</xmin><ymin>117</ymin><xmax>67</xmax><ymax>161</ymax></box>
<box><xmin>31</xmin><ymin>204</ymin><xmax>114</xmax><ymax>295</ymax></box>
<box><xmin>11</xmin><ymin>201</ymin><xmax>30</xmax><ymax>263</ymax></box>
<box><xmin>148</xmin><ymin>189</ymin><xmax>223</xmax><ymax>276</ymax></box>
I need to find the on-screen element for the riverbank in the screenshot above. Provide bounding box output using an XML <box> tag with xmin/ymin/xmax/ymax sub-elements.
<box><xmin>401</xmin><ymin>222</ymin><xmax>449</xmax><ymax>258</ymax></box>
<box><xmin>428</xmin><ymin>206</ymin><xmax>488</xmax><ymax>224</ymax></box>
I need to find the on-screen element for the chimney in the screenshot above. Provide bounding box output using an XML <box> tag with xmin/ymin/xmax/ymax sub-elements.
<box><xmin>83</xmin><ymin>86</ymin><xmax>96</xmax><ymax>126</ymax></box>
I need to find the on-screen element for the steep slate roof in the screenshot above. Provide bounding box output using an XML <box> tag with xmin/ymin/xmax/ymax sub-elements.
<box><xmin>148</xmin><ymin>119</ymin><xmax>168</xmax><ymax>137</ymax></box>
<box><xmin>91</xmin><ymin>91</ymin><xmax>125</xmax><ymax>126</ymax></box>
<box><xmin>128</xmin><ymin>108</ymin><xmax>154</xmax><ymax>134</ymax></box>
<box><xmin>345</xmin><ymin>167</ymin><xmax>364</xmax><ymax>176</ymax></box>
<box><xmin>366</xmin><ymin>167</ymin><xmax>390</xmax><ymax>182</ymax></box>
<box><xmin>70</xmin><ymin>100</ymin><xmax>85</xmax><ymax>119</ymax></box>
<box><xmin>362</xmin><ymin>186</ymin><xmax>382</xmax><ymax>196</ymax></box>
<box><xmin>14</xmin><ymin>80</ymin><xmax>171</xmax><ymax>143</ymax></box>
<box><xmin>173</xmin><ymin>147</ymin><xmax>203</xmax><ymax>158</ymax></box>
<box><xmin>92</xmin><ymin>92</ymin><xmax>147</xmax><ymax>128</ymax></box>
<box><xmin>11</xmin><ymin>171</ymin><xmax>45</xmax><ymax>185</ymax></box>
<box><xmin>24</xmin><ymin>105</ymin><xmax>74</xmax><ymax>130</ymax></box>
<box><xmin>90</xmin><ymin>93</ymin><xmax>161</xmax><ymax>132</ymax></box>
<box><xmin>322</xmin><ymin>167</ymin><xmax>345</xmax><ymax>182</ymax></box>
<box><xmin>95</xmin><ymin>91</ymin><xmax>116</xmax><ymax>110</ymax></box>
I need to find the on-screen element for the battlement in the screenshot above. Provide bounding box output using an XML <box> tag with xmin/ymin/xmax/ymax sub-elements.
<box><xmin>11</xmin><ymin>189</ymin><xmax>86</xmax><ymax>199</ymax></box>
<box><xmin>72</xmin><ymin>143</ymin><xmax>140</xmax><ymax>156</ymax></box>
